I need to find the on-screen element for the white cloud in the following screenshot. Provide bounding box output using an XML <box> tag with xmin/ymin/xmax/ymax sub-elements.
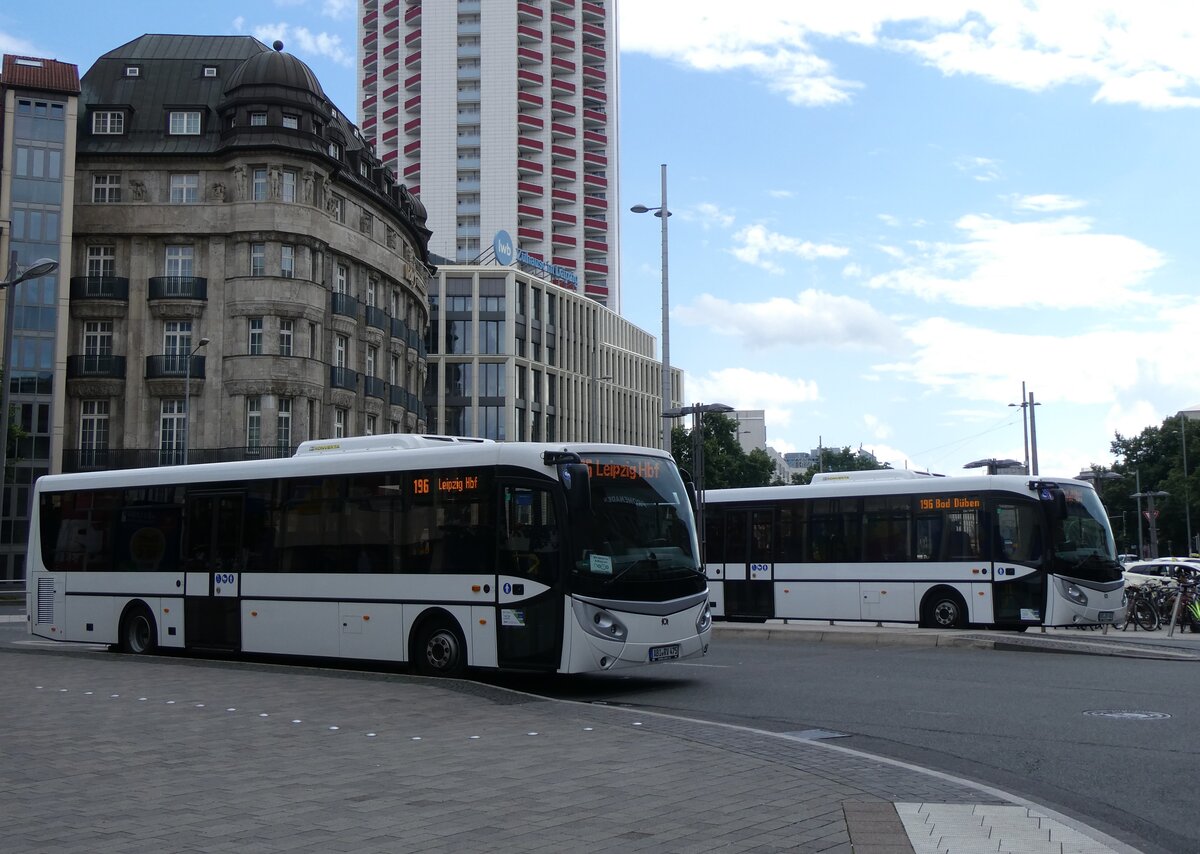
<box><xmin>322</xmin><ymin>0</ymin><xmax>354</xmax><ymax>19</ymax></box>
<box><xmin>1013</xmin><ymin>193</ymin><xmax>1086</xmax><ymax>212</ymax></box>
<box><xmin>842</xmin><ymin>262</ymin><xmax>865</xmax><ymax>278</ymax></box>
<box><xmin>878</xmin><ymin>213</ymin><xmax>901</xmax><ymax>227</ymax></box>
<box><xmin>731</xmin><ymin>224</ymin><xmax>849</xmax><ymax>273</ymax></box>
<box><xmin>685</xmin><ymin>202</ymin><xmax>735</xmax><ymax>230</ymax></box>
<box><xmin>232</xmin><ymin>16</ymin><xmax>246</xmax><ymax>33</ymax></box>
<box><xmin>0</xmin><ymin>31</ymin><xmax>41</xmax><ymax>56</ymax></box>
<box><xmin>863</xmin><ymin>414</ymin><xmax>892</xmax><ymax>440</ymax></box>
<box><xmin>954</xmin><ymin>155</ymin><xmax>1002</xmax><ymax>183</ymax></box>
<box><xmin>253</xmin><ymin>23</ymin><xmax>353</xmax><ymax>67</ymax></box>
<box><xmin>866</xmin><ymin>213</ymin><xmax>1164</xmax><ymax>309</ymax></box>
<box><xmin>675</xmin><ymin>290</ymin><xmax>899</xmax><ymax>350</ymax></box>
<box><xmin>768</xmin><ymin>189</ymin><xmax>795</xmax><ymax>199</ymax></box>
<box><xmin>620</xmin><ymin>3</ymin><xmax>1200</xmax><ymax>110</ymax></box>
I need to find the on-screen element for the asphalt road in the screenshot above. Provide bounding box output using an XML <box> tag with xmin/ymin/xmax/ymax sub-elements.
<box><xmin>4</xmin><ymin>614</ymin><xmax>1194</xmax><ymax>854</ymax></box>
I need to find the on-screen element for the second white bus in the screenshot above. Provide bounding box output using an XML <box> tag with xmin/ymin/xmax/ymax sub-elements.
<box><xmin>702</xmin><ymin>470</ymin><xmax>1125</xmax><ymax>630</ymax></box>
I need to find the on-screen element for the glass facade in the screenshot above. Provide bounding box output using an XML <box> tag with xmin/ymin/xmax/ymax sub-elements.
<box><xmin>3</xmin><ymin>94</ymin><xmax>69</xmax><ymax>583</ymax></box>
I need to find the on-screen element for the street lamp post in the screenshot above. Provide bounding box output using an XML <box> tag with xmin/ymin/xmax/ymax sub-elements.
<box><xmin>0</xmin><ymin>252</ymin><xmax>60</xmax><ymax>489</ymax></box>
<box><xmin>1008</xmin><ymin>381</ymin><xmax>1030</xmax><ymax>474</ymax></box>
<box><xmin>183</xmin><ymin>336</ymin><xmax>210</xmax><ymax>465</ymax></box>
<box><xmin>631</xmin><ymin>163</ymin><xmax>672</xmax><ymax>454</ymax></box>
<box><xmin>665</xmin><ymin>402</ymin><xmax>733</xmax><ymax>563</ymax></box>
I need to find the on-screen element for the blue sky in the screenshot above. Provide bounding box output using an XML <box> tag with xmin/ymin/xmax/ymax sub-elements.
<box><xmin>6</xmin><ymin>2</ymin><xmax>1200</xmax><ymax>476</ymax></box>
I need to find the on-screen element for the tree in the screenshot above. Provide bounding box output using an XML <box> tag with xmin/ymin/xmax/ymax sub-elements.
<box><xmin>1105</xmin><ymin>414</ymin><xmax>1200</xmax><ymax>556</ymax></box>
<box><xmin>790</xmin><ymin>446</ymin><xmax>889</xmax><ymax>485</ymax></box>
<box><xmin>670</xmin><ymin>413</ymin><xmax>774</xmax><ymax>489</ymax></box>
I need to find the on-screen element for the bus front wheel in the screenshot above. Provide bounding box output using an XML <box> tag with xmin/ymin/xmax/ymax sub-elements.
<box><xmin>118</xmin><ymin>604</ymin><xmax>158</xmax><ymax>655</ymax></box>
<box><xmin>921</xmin><ymin>589</ymin><xmax>967</xmax><ymax>629</ymax></box>
<box><xmin>414</xmin><ymin>620</ymin><xmax>467</xmax><ymax>677</ymax></box>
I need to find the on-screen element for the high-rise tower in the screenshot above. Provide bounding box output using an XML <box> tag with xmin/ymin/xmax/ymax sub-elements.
<box><xmin>358</xmin><ymin>0</ymin><xmax>620</xmax><ymax>309</ymax></box>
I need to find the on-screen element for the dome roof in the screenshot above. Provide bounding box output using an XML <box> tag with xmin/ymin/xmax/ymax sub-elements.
<box><xmin>225</xmin><ymin>40</ymin><xmax>327</xmax><ymax>101</ymax></box>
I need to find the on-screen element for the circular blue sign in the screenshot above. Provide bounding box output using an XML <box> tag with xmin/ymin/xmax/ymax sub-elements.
<box><xmin>494</xmin><ymin>230</ymin><xmax>515</xmax><ymax>266</ymax></box>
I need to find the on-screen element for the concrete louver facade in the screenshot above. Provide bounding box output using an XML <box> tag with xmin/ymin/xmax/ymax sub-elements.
<box><xmin>66</xmin><ymin>35</ymin><xmax>435</xmax><ymax>470</ymax></box>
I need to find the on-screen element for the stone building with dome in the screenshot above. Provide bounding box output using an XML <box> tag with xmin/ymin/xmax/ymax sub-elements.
<box><xmin>66</xmin><ymin>34</ymin><xmax>434</xmax><ymax>469</ymax></box>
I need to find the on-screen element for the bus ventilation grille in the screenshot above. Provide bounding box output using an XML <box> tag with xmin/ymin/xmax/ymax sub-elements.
<box><xmin>36</xmin><ymin>577</ymin><xmax>55</xmax><ymax>625</ymax></box>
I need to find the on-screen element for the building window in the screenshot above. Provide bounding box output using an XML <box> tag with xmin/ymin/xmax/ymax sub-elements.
<box><xmin>282</xmin><ymin>114</ymin><xmax>299</xmax><ymax>129</ymax></box>
<box><xmin>365</xmin><ymin>278</ymin><xmax>377</xmax><ymax>307</ymax></box>
<box><xmin>330</xmin><ymin>194</ymin><xmax>345</xmax><ymax>223</ymax></box>
<box><xmin>279</xmin><ymin>320</ymin><xmax>294</xmax><ymax>356</ymax></box>
<box><xmin>335</xmin><ymin>263</ymin><xmax>349</xmax><ymax>295</ymax></box>
<box><xmin>83</xmin><ymin>321</ymin><xmax>114</xmax><ymax>358</ymax></box>
<box><xmin>92</xmin><ymin>174</ymin><xmax>121</xmax><ymax>203</ymax></box>
<box><xmin>168</xmin><ymin>111</ymin><xmax>201</xmax><ymax>135</ymax></box>
<box><xmin>250</xmin><ymin>243</ymin><xmax>265</xmax><ymax>277</ymax></box>
<box><xmin>277</xmin><ymin>398</ymin><xmax>292</xmax><ymax>449</ymax></box>
<box><xmin>334</xmin><ymin>334</ymin><xmax>348</xmax><ymax>368</ymax></box>
<box><xmin>164</xmin><ymin>321</ymin><xmax>193</xmax><ymax>370</ymax></box>
<box><xmin>165</xmin><ymin>245</ymin><xmax>194</xmax><ymax>278</ymax></box>
<box><xmin>308</xmin><ymin>322</ymin><xmax>318</xmax><ymax>358</ymax></box>
<box><xmin>365</xmin><ymin>414</ymin><xmax>377</xmax><ymax>436</ymax></box>
<box><xmin>389</xmin><ymin>355</ymin><xmax>399</xmax><ymax>385</ymax></box>
<box><xmin>334</xmin><ymin>408</ymin><xmax>347</xmax><ymax>439</ymax></box>
<box><xmin>366</xmin><ymin>345</ymin><xmax>377</xmax><ymax>378</ymax></box>
<box><xmin>203</xmin><ymin>66</ymin><xmax>218</xmax><ymax>77</ymax></box>
<box><xmin>169</xmin><ymin>174</ymin><xmax>199</xmax><ymax>204</ymax></box>
<box><xmin>250</xmin><ymin>112</ymin><xmax>267</xmax><ymax>126</ymax></box>
<box><xmin>87</xmin><ymin>246</ymin><xmax>115</xmax><ymax>278</ymax></box>
<box><xmin>280</xmin><ymin>244</ymin><xmax>295</xmax><ymax>278</ymax></box>
<box><xmin>252</xmin><ymin>167</ymin><xmax>268</xmax><ymax>201</ymax></box>
<box><xmin>80</xmin><ymin>400</ymin><xmax>110</xmax><ymax>466</ymax></box>
<box><xmin>160</xmin><ymin>399</ymin><xmax>185</xmax><ymax>465</ymax></box>
<box><xmin>124</xmin><ymin>66</ymin><xmax>140</xmax><ymax>77</ymax></box>
<box><xmin>328</xmin><ymin>141</ymin><xmax>342</xmax><ymax>160</ymax></box>
<box><xmin>92</xmin><ymin>111</ymin><xmax>124</xmax><ymax>134</ymax></box>
<box><xmin>480</xmin><ymin>320</ymin><xmax>503</xmax><ymax>354</ymax></box>
<box><xmin>281</xmin><ymin>168</ymin><xmax>298</xmax><ymax>202</ymax></box>
<box><xmin>246</xmin><ymin>396</ymin><xmax>262</xmax><ymax>450</ymax></box>
<box><xmin>248</xmin><ymin>317</ymin><xmax>264</xmax><ymax>355</ymax></box>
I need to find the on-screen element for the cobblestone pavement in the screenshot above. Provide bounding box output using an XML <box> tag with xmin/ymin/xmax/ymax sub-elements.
<box><xmin>0</xmin><ymin>648</ymin><xmax>1140</xmax><ymax>854</ymax></box>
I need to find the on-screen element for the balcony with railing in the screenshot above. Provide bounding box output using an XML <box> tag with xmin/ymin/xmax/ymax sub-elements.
<box><xmin>365</xmin><ymin>304</ymin><xmax>389</xmax><ymax>330</ymax></box>
<box><xmin>70</xmin><ymin>276</ymin><xmax>129</xmax><ymax>301</ymax></box>
<box><xmin>66</xmin><ymin>354</ymin><xmax>126</xmax><ymax>380</ymax></box>
<box><xmin>518</xmin><ymin>25</ymin><xmax>543</xmax><ymax>44</ymax></box>
<box><xmin>391</xmin><ymin>317</ymin><xmax>409</xmax><ymax>341</ymax></box>
<box><xmin>517</xmin><ymin>47</ymin><xmax>544</xmax><ymax>64</ymax></box>
<box><xmin>582</xmin><ymin>1</ymin><xmax>604</xmax><ymax>21</ymax></box>
<box><xmin>517</xmin><ymin>1</ymin><xmax>543</xmax><ymax>21</ymax></box>
<box><xmin>517</xmin><ymin>135</ymin><xmax>543</xmax><ymax>153</ymax></box>
<box><xmin>330</xmin><ymin>366</ymin><xmax>358</xmax><ymax>391</ymax></box>
<box><xmin>148</xmin><ymin>277</ymin><xmax>207</xmax><ymax>301</ymax></box>
<box><xmin>364</xmin><ymin>376</ymin><xmax>387</xmax><ymax>400</ymax></box>
<box><xmin>331</xmin><ymin>292</ymin><xmax>360</xmax><ymax>319</ymax></box>
<box><xmin>146</xmin><ymin>353</ymin><xmax>205</xmax><ymax>379</ymax></box>
<box><xmin>551</xmin><ymin>12</ymin><xmax>575</xmax><ymax>30</ymax></box>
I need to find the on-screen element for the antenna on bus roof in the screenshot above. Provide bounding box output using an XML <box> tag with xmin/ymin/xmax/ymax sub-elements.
<box><xmin>294</xmin><ymin>434</ymin><xmax>495</xmax><ymax>456</ymax></box>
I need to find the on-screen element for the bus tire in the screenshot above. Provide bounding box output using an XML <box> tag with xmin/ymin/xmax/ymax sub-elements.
<box><xmin>413</xmin><ymin>617</ymin><xmax>467</xmax><ymax>677</ymax></box>
<box><xmin>920</xmin><ymin>588</ymin><xmax>967</xmax><ymax>629</ymax></box>
<box><xmin>118</xmin><ymin>603</ymin><xmax>158</xmax><ymax>655</ymax></box>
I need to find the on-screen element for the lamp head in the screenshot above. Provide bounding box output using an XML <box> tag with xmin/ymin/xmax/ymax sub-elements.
<box><xmin>630</xmin><ymin>204</ymin><xmax>652</xmax><ymax>214</ymax></box>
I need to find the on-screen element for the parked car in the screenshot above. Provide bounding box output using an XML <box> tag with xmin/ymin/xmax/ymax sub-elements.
<box><xmin>1122</xmin><ymin>558</ymin><xmax>1200</xmax><ymax>587</ymax></box>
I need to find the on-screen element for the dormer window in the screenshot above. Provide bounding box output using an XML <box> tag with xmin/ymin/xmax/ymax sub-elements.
<box><xmin>250</xmin><ymin>112</ymin><xmax>267</xmax><ymax>126</ymax></box>
<box><xmin>203</xmin><ymin>66</ymin><xmax>218</xmax><ymax>77</ymax></box>
<box><xmin>93</xmin><ymin>110</ymin><xmax>125</xmax><ymax>135</ymax></box>
<box><xmin>124</xmin><ymin>65</ymin><xmax>140</xmax><ymax>77</ymax></box>
<box><xmin>282</xmin><ymin>114</ymin><xmax>299</xmax><ymax>129</ymax></box>
<box><xmin>359</xmin><ymin>161</ymin><xmax>370</xmax><ymax>179</ymax></box>
<box><xmin>168</xmin><ymin>111</ymin><xmax>202</xmax><ymax>135</ymax></box>
<box><xmin>328</xmin><ymin>141</ymin><xmax>342</xmax><ymax>160</ymax></box>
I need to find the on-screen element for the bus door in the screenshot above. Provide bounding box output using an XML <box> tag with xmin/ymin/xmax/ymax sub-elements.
<box><xmin>183</xmin><ymin>491</ymin><xmax>244</xmax><ymax>650</ymax></box>
<box><xmin>990</xmin><ymin>498</ymin><xmax>1047</xmax><ymax>626</ymax></box>
<box><xmin>723</xmin><ymin>508</ymin><xmax>776</xmax><ymax>620</ymax></box>
<box><xmin>496</xmin><ymin>483</ymin><xmax>563</xmax><ymax>670</ymax></box>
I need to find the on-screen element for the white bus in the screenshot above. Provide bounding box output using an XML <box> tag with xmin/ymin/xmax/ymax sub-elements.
<box><xmin>28</xmin><ymin>435</ymin><xmax>711</xmax><ymax>675</ymax></box>
<box><xmin>702</xmin><ymin>470</ymin><xmax>1125</xmax><ymax>630</ymax></box>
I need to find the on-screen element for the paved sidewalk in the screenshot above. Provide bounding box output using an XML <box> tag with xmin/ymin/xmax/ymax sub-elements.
<box><xmin>0</xmin><ymin>647</ymin><xmax>1140</xmax><ymax>853</ymax></box>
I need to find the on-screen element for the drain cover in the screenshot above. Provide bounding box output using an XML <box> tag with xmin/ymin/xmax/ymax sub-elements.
<box><xmin>1084</xmin><ymin>710</ymin><xmax>1171</xmax><ymax>720</ymax></box>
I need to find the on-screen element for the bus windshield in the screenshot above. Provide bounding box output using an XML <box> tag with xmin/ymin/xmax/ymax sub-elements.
<box><xmin>570</xmin><ymin>453</ymin><xmax>704</xmax><ymax>600</ymax></box>
<box><xmin>1049</xmin><ymin>484</ymin><xmax>1122</xmax><ymax>584</ymax></box>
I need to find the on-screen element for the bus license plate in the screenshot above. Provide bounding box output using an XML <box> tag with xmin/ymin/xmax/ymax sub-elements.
<box><xmin>1098</xmin><ymin>611</ymin><xmax>1114</xmax><ymax>623</ymax></box>
<box><xmin>649</xmin><ymin>644</ymin><xmax>680</xmax><ymax>662</ymax></box>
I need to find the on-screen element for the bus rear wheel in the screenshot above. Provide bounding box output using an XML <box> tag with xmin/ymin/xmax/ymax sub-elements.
<box><xmin>921</xmin><ymin>590</ymin><xmax>967</xmax><ymax>629</ymax></box>
<box><xmin>118</xmin><ymin>604</ymin><xmax>158</xmax><ymax>655</ymax></box>
<box><xmin>414</xmin><ymin>620</ymin><xmax>467</xmax><ymax>677</ymax></box>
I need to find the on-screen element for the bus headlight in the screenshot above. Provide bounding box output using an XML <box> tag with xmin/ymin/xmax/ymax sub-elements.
<box><xmin>696</xmin><ymin>603</ymin><xmax>712</xmax><ymax>634</ymax></box>
<box><xmin>572</xmin><ymin>599</ymin><xmax>628</xmax><ymax>642</ymax></box>
<box><xmin>1063</xmin><ymin>582</ymin><xmax>1088</xmax><ymax>606</ymax></box>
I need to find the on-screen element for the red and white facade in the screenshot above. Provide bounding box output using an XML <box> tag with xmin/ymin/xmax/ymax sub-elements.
<box><xmin>358</xmin><ymin>0</ymin><xmax>620</xmax><ymax>309</ymax></box>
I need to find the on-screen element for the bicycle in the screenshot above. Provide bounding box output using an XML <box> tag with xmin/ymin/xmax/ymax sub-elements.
<box><xmin>1121</xmin><ymin>584</ymin><xmax>1161</xmax><ymax>631</ymax></box>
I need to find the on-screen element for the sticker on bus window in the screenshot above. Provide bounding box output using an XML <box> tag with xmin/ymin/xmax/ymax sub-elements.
<box><xmin>589</xmin><ymin>554</ymin><xmax>613</xmax><ymax>575</ymax></box>
<box><xmin>1020</xmin><ymin>608</ymin><xmax>1041</xmax><ymax>621</ymax></box>
<box><xmin>501</xmin><ymin>609</ymin><xmax>525</xmax><ymax>627</ymax></box>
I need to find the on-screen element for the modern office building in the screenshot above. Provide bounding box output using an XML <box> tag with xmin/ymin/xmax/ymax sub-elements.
<box><xmin>358</xmin><ymin>0</ymin><xmax>621</xmax><ymax>308</ymax></box>
<box><xmin>66</xmin><ymin>35</ymin><xmax>434</xmax><ymax>468</ymax></box>
<box><xmin>424</xmin><ymin>261</ymin><xmax>669</xmax><ymax>446</ymax></box>
<box><xmin>0</xmin><ymin>54</ymin><xmax>80</xmax><ymax>587</ymax></box>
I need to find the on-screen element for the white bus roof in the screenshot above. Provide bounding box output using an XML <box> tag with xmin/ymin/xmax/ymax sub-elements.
<box><xmin>706</xmin><ymin>473</ymin><xmax>1092</xmax><ymax>504</ymax></box>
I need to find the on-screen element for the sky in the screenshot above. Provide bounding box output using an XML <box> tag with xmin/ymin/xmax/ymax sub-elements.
<box><xmin>6</xmin><ymin>2</ymin><xmax>1200</xmax><ymax>477</ymax></box>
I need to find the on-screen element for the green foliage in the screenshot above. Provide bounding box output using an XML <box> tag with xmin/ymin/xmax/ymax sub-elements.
<box><xmin>669</xmin><ymin>413</ymin><xmax>775</xmax><ymax>489</ymax></box>
<box><xmin>790</xmin><ymin>446</ymin><xmax>890</xmax><ymax>485</ymax></box>
<box><xmin>1104</xmin><ymin>414</ymin><xmax>1200</xmax><ymax>556</ymax></box>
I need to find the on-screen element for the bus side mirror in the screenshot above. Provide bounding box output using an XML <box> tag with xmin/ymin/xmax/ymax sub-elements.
<box><xmin>684</xmin><ymin>481</ymin><xmax>698</xmax><ymax>514</ymax></box>
<box><xmin>560</xmin><ymin>463</ymin><xmax>591</xmax><ymax>515</ymax></box>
